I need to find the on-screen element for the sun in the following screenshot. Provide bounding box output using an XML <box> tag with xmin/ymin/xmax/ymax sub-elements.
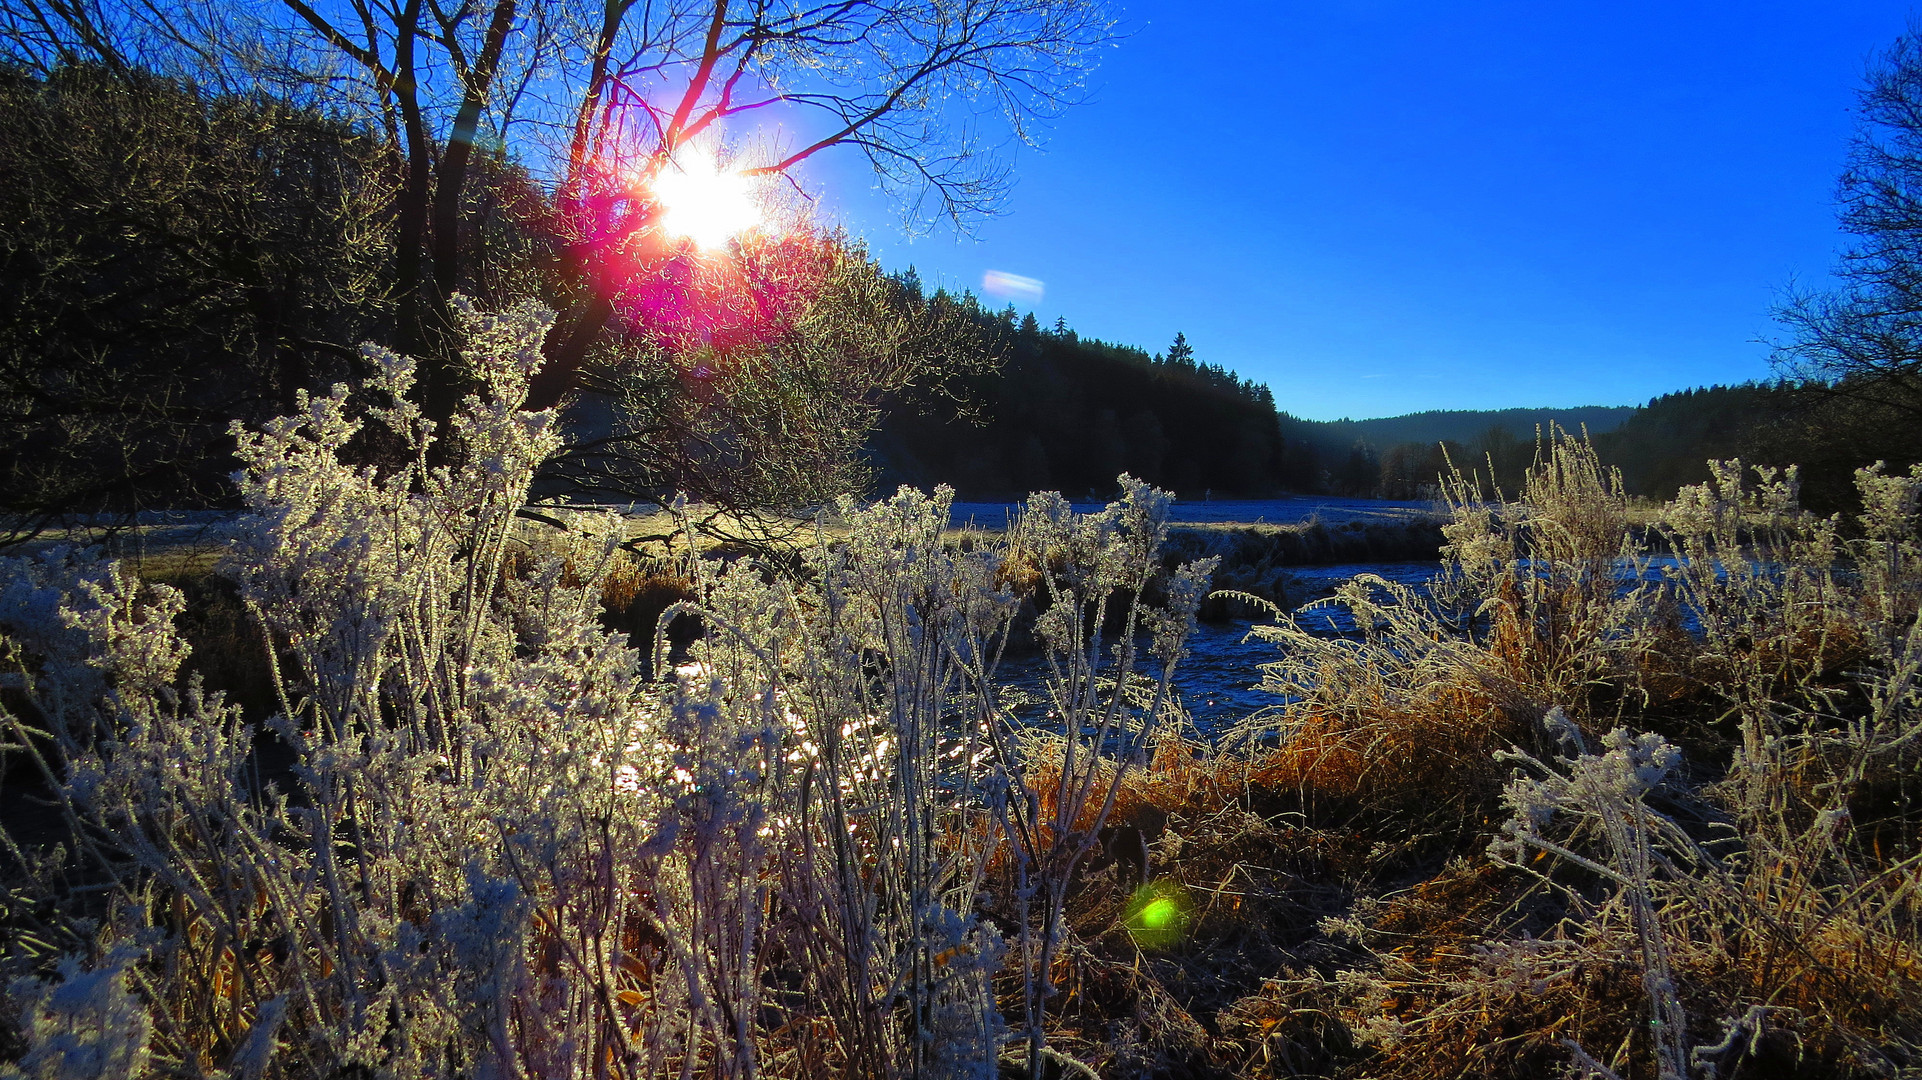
<box><xmin>650</xmin><ymin>145</ymin><xmax>764</xmax><ymax>250</ymax></box>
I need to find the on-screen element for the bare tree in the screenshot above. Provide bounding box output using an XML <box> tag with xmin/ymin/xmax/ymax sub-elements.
<box><xmin>1774</xmin><ymin>25</ymin><xmax>1922</xmax><ymax>421</ymax></box>
<box><xmin>3</xmin><ymin>0</ymin><xmax>1114</xmax><ymax>422</ymax></box>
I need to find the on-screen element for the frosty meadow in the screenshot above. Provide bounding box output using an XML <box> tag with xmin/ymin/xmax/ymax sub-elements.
<box><xmin>0</xmin><ymin>303</ymin><xmax>1918</xmax><ymax>1079</ymax></box>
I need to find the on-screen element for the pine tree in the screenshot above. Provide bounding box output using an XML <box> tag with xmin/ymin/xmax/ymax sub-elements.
<box><xmin>896</xmin><ymin>266</ymin><xmax>925</xmax><ymax>303</ymax></box>
<box><xmin>1166</xmin><ymin>332</ymin><xmax>1195</xmax><ymax>369</ymax></box>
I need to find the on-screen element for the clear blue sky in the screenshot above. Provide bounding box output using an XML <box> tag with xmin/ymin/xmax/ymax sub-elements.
<box><xmin>802</xmin><ymin>1</ymin><xmax>1915</xmax><ymax>422</ymax></box>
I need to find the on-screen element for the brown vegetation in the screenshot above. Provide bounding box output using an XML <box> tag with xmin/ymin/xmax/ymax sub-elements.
<box><xmin>3</xmin><ymin>418</ymin><xmax>1918</xmax><ymax>1079</ymax></box>
<box><xmin>959</xmin><ymin>435</ymin><xmax>1922</xmax><ymax>1079</ymax></box>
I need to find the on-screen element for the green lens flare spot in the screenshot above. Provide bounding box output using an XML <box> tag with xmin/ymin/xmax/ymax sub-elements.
<box><xmin>1138</xmin><ymin>897</ymin><xmax>1178</xmax><ymax>929</ymax></box>
<box><xmin>1122</xmin><ymin>880</ymin><xmax>1191</xmax><ymax>949</ymax></box>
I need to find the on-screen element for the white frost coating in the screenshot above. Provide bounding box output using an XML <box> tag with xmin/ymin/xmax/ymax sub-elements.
<box><xmin>4</xmin><ymin>953</ymin><xmax>151</xmax><ymax>1080</ymax></box>
<box><xmin>0</xmin><ymin>299</ymin><xmax>1212</xmax><ymax>1079</ymax></box>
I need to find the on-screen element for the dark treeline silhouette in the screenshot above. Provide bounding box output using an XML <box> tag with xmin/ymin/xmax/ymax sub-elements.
<box><xmin>872</xmin><ymin>280</ymin><xmax>1309</xmax><ymax>499</ymax></box>
<box><xmin>1275</xmin><ymin>407</ymin><xmax>1635</xmax><ymax>498</ymax></box>
<box><xmin>1308</xmin><ymin>405</ymin><xmax>1637</xmax><ymax>451</ymax></box>
<box><xmin>868</xmin><ymin>283</ymin><xmax>1922</xmax><ymax>508</ymax></box>
<box><xmin>1275</xmin><ymin>382</ymin><xmax>1922</xmax><ymax>510</ymax></box>
<box><xmin>0</xmin><ymin>65</ymin><xmax>399</xmax><ymax>526</ymax></box>
<box><xmin>1257</xmin><ymin>406</ymin><xmax>1633</xmax><ymax>499</ymax></box>
<box><xmin>1599</xmin><ymin>381</ymin><xmax>1922</xmax><ymax>513</ymax></box>
<box><xmin>1596</xmin><ymin>384</ymin><xmax>1799</xmax><ymax>500</ymax></box>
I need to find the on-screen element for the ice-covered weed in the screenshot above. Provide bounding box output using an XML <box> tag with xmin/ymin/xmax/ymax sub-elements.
<box><xmin>0</xmin><ymin>299</ymin><xmax>1211</xmax><ymax>1079</ymax></box>
<box><xmin>3</xmin><ymin>952</ymin><xmax>150</xmax><ymax>1080</ymax></box>
<box><xmin>1853</xmin><ymin>461</ymin><xmax>1922</xmax><ymax>637</ymax></box>
<box><xmin>1231</xmin><ymin>432</ymin><xmax>1662</xmax><ymax>776</ymax></box>
<box><xmin>1492</xmin><ymin>719</ymin><xmax>1694</xmax><ymax>1080</ymax></box>
<box><xmin>1240</xmin><ymin>436</ymin><xmax>1922</xmax><ymax>1080</ymax></box>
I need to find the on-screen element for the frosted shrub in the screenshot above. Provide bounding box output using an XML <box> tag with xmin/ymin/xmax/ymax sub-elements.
<box><xmin>1472</xmin><ymin>684</ymin><xmax>1922</xmax><ymax>1079</ymax></box>
<box><xmin>749</xmin><ymin>483</ymin><xmax>1017</xmax><ymax>1077</ymax></box>
<box><xmin>1258</xmin><ymin>435</ymin><xmax>1922</xmax><ymax>1079</ymax></box>
<box><xmin>4</xmin><ymin>951</ymin><xmax>151</xmax><ymax>1080</ymax></box>
<box><xmin>995</xmin><ymin>486</ymin><xmax>1215</xmax><ymax>1076</ymax></box>
<box><xmin>1236</xmin><ymin>435</ymin><xmax>1906</xmax><ymax>756</ymax></box>
<box><xmin>1224</xmin><ymin>432</ymin><xmax>1665</xmax><ymax>831</ymax></box>
<box><xmin>1852</xmin><ymin>461</ymin><xmax>1922</xmax><ymax>640</ymax></box>
<box><xmin>0</xmin><ymin>299</ymin><xmax>1209</xmax><ymax>1079</ymax></box>
<box><xmin>1655</xmin><ymin>460</ymin><xmax>1855</xmax><ymax>716</ymax></box>
<box><xmin>1491</xmin><ymin>717</ymin><xmax>1695</xmax><ymax>1080</ymax></box>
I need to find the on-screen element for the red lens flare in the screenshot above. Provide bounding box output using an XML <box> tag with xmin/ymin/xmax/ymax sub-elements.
<box><xmin>564</xmin><ymin>127</ymin><xmax>828</xmax><ymax>391</ymax></box>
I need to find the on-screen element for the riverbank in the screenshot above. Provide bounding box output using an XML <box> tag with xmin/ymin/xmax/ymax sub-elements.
<box><xmin>947</xmin><ymin>496</ymin><xmax>1448</xmax><ymax>618</ymax></box>
<box><xmin>1165</xmin><ymin>518</ymin><xmax>1445</xmax><ymax>617</ymax></box>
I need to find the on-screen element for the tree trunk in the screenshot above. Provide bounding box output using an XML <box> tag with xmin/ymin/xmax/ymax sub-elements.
<box><xmin>528</xmin><ymin>286</ymin><xmax>615</xmax><ymax>412</ymax></box>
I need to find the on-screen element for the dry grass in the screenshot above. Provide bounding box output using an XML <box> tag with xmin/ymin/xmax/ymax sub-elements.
<box><xmin>4</xmin><ymin>417</ymin><xmax>1919</xmax><ymax>1079</ymax></box>
<box><xmin>971</xmin><ymin>438</ymin><xmax>1922</xmax><ymax>1080</ymax></box>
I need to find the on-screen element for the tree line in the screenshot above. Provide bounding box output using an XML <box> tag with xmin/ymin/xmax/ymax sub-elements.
<box><xmin>1271</xmin><ymin>379</ymin><xmax>1921</xmax><ymax>512</ymax></box>
<box><xmin>871</xmin><ymin>295</ymin><xmax>1311</xmax><ymax>500</ymax></box>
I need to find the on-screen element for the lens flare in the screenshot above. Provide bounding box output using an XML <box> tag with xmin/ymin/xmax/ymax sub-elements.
<box><xmin>982</xmin><ymin>269</ymin><xmax>1045</xmax><ymax>304</ymax></box>
<box><xmin>1123</xmin><ymin>880</ymin><xmax>1192</xmax><ymax>949</ymax></box>
<box><xmin>652</xmin><ymin>144</ymin><xmax>763</xmax><ymax>250</ymax></box>
<box><xmin>1138</xmin><ymin>897</ymin><xmax>1178</xmax><ymax>928</ymax></box>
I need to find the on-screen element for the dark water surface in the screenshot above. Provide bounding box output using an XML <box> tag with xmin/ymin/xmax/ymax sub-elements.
<box><xmin>948</xmin><ymin>497</ymin><xmax>1435</xmax><ymax>531</ymax></box>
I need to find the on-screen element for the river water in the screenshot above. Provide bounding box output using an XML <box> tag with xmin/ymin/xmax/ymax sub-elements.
<box><xmin>947</xmin><ymin>497</ymin><xmax>1436</xmax><ymax>531</ymax></box>
<box><xmin>997</xmin><ymin>559</ymin><xmax>1443</xmax><ymax>739</ymax></box>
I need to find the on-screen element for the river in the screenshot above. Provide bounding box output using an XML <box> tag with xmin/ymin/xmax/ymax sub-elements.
<box><xmin>997</xmin><ymin>558</ymin><xmax>1443</xmax><ymax>738</ymax></box>
<box><xmin>947</xmin><ymin>496</ymin><xmax>1436</xmax><ymax>531</ymax></box>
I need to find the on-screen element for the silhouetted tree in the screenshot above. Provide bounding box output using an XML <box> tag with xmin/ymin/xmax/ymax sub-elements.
<box><xmin>1165</xmin><ymin>331</ymin><xmax>1195</xmax><ymax>370</ymax></box>
<box><xmin>1773</xmin><ymin>24</ymin><xmax>1922</xmax><ymax>475</ymax></box>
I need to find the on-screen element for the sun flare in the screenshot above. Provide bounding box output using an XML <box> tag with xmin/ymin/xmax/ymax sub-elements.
<box><xmin>650</xmin><ymin>145</ymin><xmax>764</xmax><ymax>250</ymax></box>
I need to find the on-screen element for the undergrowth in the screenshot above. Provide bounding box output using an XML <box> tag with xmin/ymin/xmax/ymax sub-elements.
<box><xmin>1</xmin><ymin>302</ymin><xmax>1917</xmax><ymax>1080</ymax></box>
<box><xmin>0</xmin><ymin>300</ymin><xmax>1216</xmax><ymax>1080</ymax></box>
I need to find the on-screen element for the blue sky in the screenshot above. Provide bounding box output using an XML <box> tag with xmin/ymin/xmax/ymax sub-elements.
<box><xmin>800</xmin><ymin>1</ymin><xmax>1915</xmax><ymax>421</ymax></box>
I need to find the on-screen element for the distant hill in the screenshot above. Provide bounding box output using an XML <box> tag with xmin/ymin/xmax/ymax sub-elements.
<box><xmin>1269</xmin><ymin>405</ymin><xmax>1640</xmax><ymax>497</ymax></box>
<box><xmin>1296</xmin><ymin>406</ymin><xmax>1637</xmax><ymax>451</ymax></box>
